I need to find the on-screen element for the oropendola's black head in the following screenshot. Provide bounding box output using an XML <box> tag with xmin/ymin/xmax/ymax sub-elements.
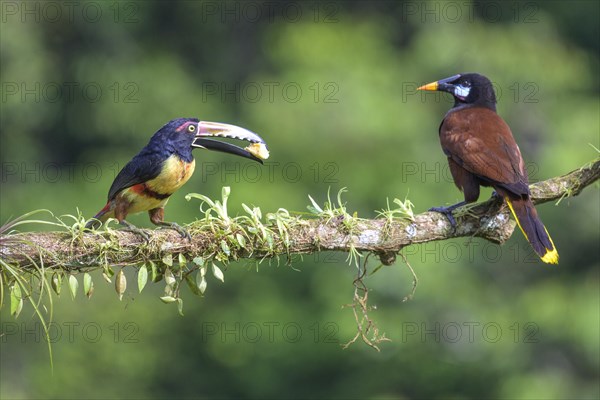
<box><xmin>417</xmin><ymin>73</ymin><xmax>497</xmax><ymax>111</ymax></box>
<box><xmin>149</xmin><ymin>117</ymin><xmax>268</xmax><ymax>164</ymax></box>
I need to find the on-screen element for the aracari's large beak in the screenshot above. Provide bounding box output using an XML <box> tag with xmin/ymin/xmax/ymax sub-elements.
<box><xmin>417</xmin><ymin>74</ymin><xmax>461</xmax><ymax>93</ymax></box>
<box><xmin>192</xmin><ymin>121</ymin><xmax>268</xmax><ymax>164</ymax></box>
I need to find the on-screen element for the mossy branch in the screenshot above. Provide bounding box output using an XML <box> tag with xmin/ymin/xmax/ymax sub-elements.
<box><xmin>1</xmin><ymin>159</ymin><xmax>598</xmax><ymax>353</ymax></box>
<box><xmin>2</xmin><ymin>158</ymin><xmax>598</xmax><ymax>271</ymax></box>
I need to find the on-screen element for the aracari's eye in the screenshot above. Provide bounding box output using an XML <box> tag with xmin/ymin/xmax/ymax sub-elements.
<box><xmin>187</xmin><ymin>124</ymin><xmax>196</xmax><ymax>133</ymax></box>
<box><xmin>462</xmin><ymin>80</ymin><xmax>471</xmax><ymax>87</ymax></box>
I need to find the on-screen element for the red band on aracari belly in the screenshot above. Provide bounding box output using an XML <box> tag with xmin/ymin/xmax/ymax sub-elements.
<box><xmin>131</xmin><ymin>183</ymin><xmax>171</xmax><ymax>200</ymax></box>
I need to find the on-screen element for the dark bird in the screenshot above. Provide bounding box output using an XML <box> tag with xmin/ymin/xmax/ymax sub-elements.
<box><xmin>417</xmin><ymin>73</ymin><xmax>558</xmax><ymax>264</ymax></box>
<box><xmin>85</xmin><ymin>118</ymin><xmax>269</xmax><ymax>239</ymax></box>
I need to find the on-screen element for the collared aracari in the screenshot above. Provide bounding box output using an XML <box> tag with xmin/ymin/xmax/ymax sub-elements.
<box><xmin>85</xmin><ymin>118</ymin><xmax>269</xmax><ymax>239</ymax></box>
<box><xmin>417</xmin><ymin>73</ymin><xmax>558</xmax><ymax>264</ymax></box>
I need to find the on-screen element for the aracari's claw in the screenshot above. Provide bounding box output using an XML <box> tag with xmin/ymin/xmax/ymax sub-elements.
<box><xmin>158</xmin><ymin>222</ymin><xmax>192</xmax><ymax>241</ymax></box>
<box><xmin>120</xmin><ymin>221</ymin><xmax>151</xmax><ymax>242</ymax></box>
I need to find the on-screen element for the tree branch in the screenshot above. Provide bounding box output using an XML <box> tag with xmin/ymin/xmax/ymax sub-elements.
<box><xmin>2</xmin><ymin>158</ymin><xmax>598</xmax><ymax>271</ymax></box>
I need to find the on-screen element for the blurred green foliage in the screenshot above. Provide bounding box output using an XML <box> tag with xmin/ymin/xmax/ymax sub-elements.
<box><xmin>1</xmin><ymin>1</ymin><xmax>598</xmax><ymax>399</ymax></box>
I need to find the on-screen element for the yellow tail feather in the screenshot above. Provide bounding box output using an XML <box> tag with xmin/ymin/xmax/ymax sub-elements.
<box><xmin>540</xmin><ymin>226</ymin><xmax>559</xmax><ymax>264</ymax></box>
<box><xmin>505</xmin><ymin>199</ymin><xmax>559</xmax><ymax>264</ymax></box>
<box><xmin>505</xmin><ymin>199</ymin><xmax>529</xmax><ymax>240</ymax></box>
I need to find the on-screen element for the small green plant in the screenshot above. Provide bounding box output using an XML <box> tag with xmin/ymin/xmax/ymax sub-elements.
<box><xmin>377</xmin><ymin>195</ymin><xmax>415</xmax><ymax>223</ymax></box>
<box><xmin>185</xmin><ymin>186</ymin><xmax>233</xmax><ymax>225</ymax></box>
<box><xmin>307</xmin><ymin>188</ymin><xmax>364</xmax><ymax>268</ymax></box>
<box><xmin>307</xmin><ymin>187</ymin><xmax>349</xmax><ymax>221</ymax></box>
<box><xmin>0</xmin><ymin>210</ymin><xmax>60</xmax><ymax>370</ymax></box>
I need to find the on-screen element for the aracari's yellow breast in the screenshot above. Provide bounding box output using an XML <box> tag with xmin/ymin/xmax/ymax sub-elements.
<box><xmin>121</xmin><ymin>190</ymin><xmax>169</xmax><ymax>215</ymax></box>
<box><xmin>146</xmin><ymin>155</ymin><xmax>196</xmax><ymax>195</ymax></box>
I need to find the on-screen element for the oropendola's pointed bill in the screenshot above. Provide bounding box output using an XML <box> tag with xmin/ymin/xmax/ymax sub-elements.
<box><xmin>417</xmin><ymin>73</ymin><xmax>558</xmax><ymax>264</ymax></box>
<box><xmin>85</xmin><ymin>118</ymin><xmax>269</xmax><ymax>240</ymax></box>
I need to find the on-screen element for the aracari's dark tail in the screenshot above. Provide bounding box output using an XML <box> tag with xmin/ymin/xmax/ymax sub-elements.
<box><xmin>84</xmin><ymin>204</ymin><xmax>111</xmax><ymax>230</ymax></box>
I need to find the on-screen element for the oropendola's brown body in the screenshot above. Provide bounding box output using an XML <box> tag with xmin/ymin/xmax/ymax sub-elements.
<box><xmin>418</xmin><ymin>73</ymin><xmax>558</xmax><ymax>264</ymax></box>
<box><xmin>85</xmin><ymin>118</ymin><xmax>269</xmax><ymax>240</ymax></box>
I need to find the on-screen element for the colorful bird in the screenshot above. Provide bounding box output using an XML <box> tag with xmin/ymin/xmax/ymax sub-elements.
<box><xmin>85</xmin><ymin>118</ymin><xmax>269</xmax><ymax>239</ymax></box>
<box><xmin>417</xmin><ymin>73</ymin><xmax>558</xmax><ymax>264</ymax></box>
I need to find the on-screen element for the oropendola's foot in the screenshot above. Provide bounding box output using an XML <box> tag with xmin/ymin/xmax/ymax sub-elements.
<box><xmin>155</xmin><ymin>221</ymin><xmax>192</xmax><ymax>241</ymax></box>
<box><xmin>428</xmin><ymin>201</ymin><xmax>467</xmax><ymax>229</ymax></box>
<box><xmin>120</xmin><ymin>219</ymin><xmax>151</xmax><ymax>242</ymax></box>
<box><xmin>490</xmin><ymin>191</ymin><xmax>503</xmax><ymax>200</ymax></box>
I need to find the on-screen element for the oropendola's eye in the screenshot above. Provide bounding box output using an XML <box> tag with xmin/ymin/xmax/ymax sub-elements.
<box><xmin>454</xmin><ymin>83</ymin><xmax>471</xmax><ymax>99</ymax></box>
<box><xmin>187</xmin><ymin>124</ymin><xmax>196</xmax><ymax>133</ymax></box>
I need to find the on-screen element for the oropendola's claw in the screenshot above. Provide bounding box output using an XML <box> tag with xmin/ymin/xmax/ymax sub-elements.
<box><xmin>192</xmin><ymin>121</ymin><xmax>269</xmax><ymax>163</ymax></box>
<box><xmin>428</xmin><ymin>201</ymin><xmax>467</xmax><ymax>229</ymax></box>
<box><xmin>490</xmin><ymin>191</ymin><xmax>504</xmax><ymax>201</ymax></box>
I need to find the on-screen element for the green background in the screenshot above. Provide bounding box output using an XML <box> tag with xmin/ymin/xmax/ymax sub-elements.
<box><xmin>1</xmin><ymin>1</ymin><xmax>598</xmax><ymax>399</ymax></box>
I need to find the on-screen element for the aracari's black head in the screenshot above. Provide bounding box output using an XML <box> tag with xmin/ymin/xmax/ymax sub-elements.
<box><xmin>418</xmin><ymin>73</ymin><xmax>497</xmax><ymax>111</ymax></box>
<box><xmin>148</xmin><ymin>118</ymin><xmax>199</xmax><ymax>162</ymax></box>
<box><xmin>147</xmin><ymin>117</ymin><xmax>268</xmax><ymax>164</ymax></box>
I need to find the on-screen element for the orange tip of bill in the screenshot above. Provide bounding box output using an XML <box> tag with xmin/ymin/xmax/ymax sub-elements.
<box><xmin>417</xmin><ymin>81</ymin><xmax>438</xmax><ymax>91</ymax></box>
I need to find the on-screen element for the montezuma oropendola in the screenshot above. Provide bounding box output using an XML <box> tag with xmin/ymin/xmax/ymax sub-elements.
<box><xmin>417</xmin><ymin>73</ymin><xmax>558</xmax><ymax>264</ymax></box>
<box><xmin>85</xmin><ymin>118</ymin><xmax>269</xmax><ymax>239</ymax></box>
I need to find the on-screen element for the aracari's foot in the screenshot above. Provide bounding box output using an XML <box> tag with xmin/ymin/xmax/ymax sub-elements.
<box><xmin>120</xmin><ymin>220</ymin><xmax>151</xmax><ymax>241</ymax></box>
<box><xmin>428</xmin><ymin>206</ymin><xmax>458</xmax><ymax>228</ymax></box>
<box><xmin>157</xmin><ymin>222</ymin><xmax>192</xmax><ymax>241</ymax></box>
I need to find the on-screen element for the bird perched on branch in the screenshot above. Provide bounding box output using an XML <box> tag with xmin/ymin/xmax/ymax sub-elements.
<box><xmin>417</xmin><ymin>73</ymin><xmax>558</xmax><ymax>264</ymax></box>
<box><xmin>85</xmin><ymin>118</ymin><xmax>269</xmax><ymax>240</ymax></box>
